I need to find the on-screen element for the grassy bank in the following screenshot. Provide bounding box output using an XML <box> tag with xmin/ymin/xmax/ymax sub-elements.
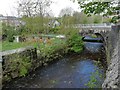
<box><xmin>1</xmin><ymin>38</ymin><xmax>65</xmax><ymax>51</ymax></box>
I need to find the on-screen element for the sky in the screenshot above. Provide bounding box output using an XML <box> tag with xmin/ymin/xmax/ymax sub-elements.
<box><xmin>0</xmin><ymin>0</ymin><xmax>80</xmax><ymax>17</ymax></box>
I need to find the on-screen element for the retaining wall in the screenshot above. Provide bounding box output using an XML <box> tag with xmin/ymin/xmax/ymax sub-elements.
<box><xmin>102</xmin><ymin>24</ymin><xmax>120</xmax><ymax>89</ymax></box>
<box><xmin>1</xmin><ymin>46</ymin><xmax>38</xmax><ymax>83</ymax></box>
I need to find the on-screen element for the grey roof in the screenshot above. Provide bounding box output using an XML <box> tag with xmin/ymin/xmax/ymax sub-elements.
<box><xmin>0</xmin><ymin>16</ymin><xmax>18</xmax><ymax>20</ymax></box>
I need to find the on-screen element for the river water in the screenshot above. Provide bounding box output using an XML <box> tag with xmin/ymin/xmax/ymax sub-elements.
<box><xmin>3</xmin><ymin>40</ymin><xmax>106</xmax><ymax>88</ymax></box>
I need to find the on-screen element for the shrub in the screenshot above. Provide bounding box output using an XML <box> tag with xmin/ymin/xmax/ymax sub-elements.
<box><xmin>66</xmin><ymin>28</ymin><xmax>84</xmax><ymax>53</ymax></box>
<box><xmin>37</xmin><ymin>39</ymin><xmax>68</xmax><ymax>65</ymax></box>
<box><xmin>2</xmin><ymin>24</ymin><xmax>16</xmax><ymax>42</ymax></box>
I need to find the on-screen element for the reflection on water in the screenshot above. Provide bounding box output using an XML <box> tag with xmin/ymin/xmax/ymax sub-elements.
<box><xmin>84</xmin><ymin>42</ymin><xmax>104</xmax><ymax>53</ymax></box>
<box><xmin>3</xmin><ymin>41</ymin><xmax>106</xmax><ymax>88</ymax></box>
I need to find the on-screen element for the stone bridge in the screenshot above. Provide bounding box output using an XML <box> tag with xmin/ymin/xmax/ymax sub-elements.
<box><xmin>77</xmin><ymin>24</ymin><xmax>112</xmax><ymax>45</ymax></box>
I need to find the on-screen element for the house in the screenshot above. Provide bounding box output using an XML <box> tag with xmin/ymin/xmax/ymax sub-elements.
<box><xmin>48</xmin><ymin>19</ymin><xmax>61</xmax><ymax>28</ymax></box>
<box><xmin>0</xmin><ymin>15</ymin><xmax>25</xmax><ymax>27</ymax></box>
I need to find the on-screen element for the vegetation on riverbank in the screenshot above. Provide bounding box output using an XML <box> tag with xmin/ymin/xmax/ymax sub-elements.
<box><xmin>2</xmin><ymin>26</ymin><xmax>84</xmax><ymax>83</ymax></box>
<box><xmin>3</xmin><ymin>54</ymin><xmax>32</xmax><ymax>82</ymax></box>
<box><xmin>85</xmin><ymin>69</ymin><xmax>105</xmax><ymax>88</ymax></box>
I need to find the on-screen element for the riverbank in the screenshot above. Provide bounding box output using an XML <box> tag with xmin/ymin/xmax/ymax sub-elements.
<box><xmin>3</xmin><ymin>51</ymin><xmax>106</xmax><ymax>88</ymax></box>
<box><xmin>2</xmin><ymin>33</ymin><xmax>84</xmax><ymax>84</ymax></box>
<box><xmin>2</xmin><ymin>38</ymin><xmax>106</xmax><ymax>88</ymax></box>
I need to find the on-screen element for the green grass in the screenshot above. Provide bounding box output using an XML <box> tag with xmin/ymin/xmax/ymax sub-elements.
<box><xmin>1</xmin><ymin>41</ymin><xmax>37</xmax><ymax>51</ymax></box>
<box><xmin>1</xmin><ymin>38</ymin><xmax>65</xmax><ymax>51</ymax></box>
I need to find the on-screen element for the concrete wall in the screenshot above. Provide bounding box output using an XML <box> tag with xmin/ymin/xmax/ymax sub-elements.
<box><xmin>102</xmin><ymin>24</ymin><xmax>120</xmax><ymax>89</ymax></box>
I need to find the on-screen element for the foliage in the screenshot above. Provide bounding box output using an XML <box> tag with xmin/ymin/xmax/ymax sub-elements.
<box><xmin>85</xmin><ymin>69</ymin><xmax>104</xmax><ymax>88</ymax></box>
<box><xmin>49</xmin><ymin>26</ymin><xmax>60</xmax><ymax>34</ymax></box>
<box><xmin>85</xmin><ymin>75</ymin><xmax>97</xmax><ymax>88</ymax></box>
<box><xmin>59</xmin><ymin>26</ymin><xmax>84</xmax><ymax>53</ymax></box>
<box><xmin>22</xmin><ymin>16</ymin><xmax>50</xmax><ymax>34</ymax></box>
<box><xmin>73</xmin><ymin>0</ymin><xmax>120</xmax><ymax>23</ymax></box>
<box><xmin>18</xmin><ymin>56</ymin><xmax>32</xmax><ymax>77</ymax></box>
<box><xmin>16</xmin><ymin>25</ymin><xmax>26</xmax><ymax>36</ymax></box>
<box><xmin>3</xmin><ymin>54</ymin><xmax>32</xmax><ymax>82</ymax></box>
<box><xmin>38</xmin><ymin>39</ymin><xmax>67</xmax><ymax>64</ymax></box>
<box><xmin>93</xmin><ymin>15</ymin><xmax>102</xmax><ymax>23</ymax></box>
<box><xmin>56</xmin><ymin>22</ymin><xmax>84</xmax><ymax>53</ymax></box>
<box><xmin>2</xmin><ymin>23</ymin><xmax>26</xmax><ymax>42</ymax></box>
<box><xmin>14</xmin><ymin>55</ymin><xmax>31</xmax><ymax>77</ymax></box>
<box><xmin>60</xmin><ymin>11</ymin><xmax>106</xmax><ymax>24</ymax></box>
<box><xmin>67</xmin><ymin>33</ymin><xmax>84</xmax><ymax>53</ymax></box>
<box><xmin>2</xmin><ymin>23</ymin><xmax>16</xmax><ymax>42</ymax></box>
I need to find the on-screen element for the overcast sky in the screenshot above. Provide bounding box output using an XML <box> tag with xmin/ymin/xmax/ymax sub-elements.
<box><xmin>0</xmin><ymin>0</ymin><xmax>80</xmax><ymax>17</ymax></box>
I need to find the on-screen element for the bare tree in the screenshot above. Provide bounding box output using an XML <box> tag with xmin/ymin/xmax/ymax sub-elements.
<box><xmin>17</xmin><ymin>0</ymin><xmax>53</xmax><ymax>17</ymax></box>
<box><xmin>59</xmin><ymin>7</ymin><xmax>74</xmax><ymax>17</ymax></box>
<box><xmin>16</xmin><ymin>0</ymin><xmax>53</xmax><ymax>33</ymax></box>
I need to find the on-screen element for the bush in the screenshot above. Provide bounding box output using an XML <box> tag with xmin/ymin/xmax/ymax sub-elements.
<box><xmin>49</xmin><ymin>26</ymin><xmax>60</xmax><ymax>33</ymax></box>
<box><xmin>2</xmin><ymin>24</ymin><xmax>16</xmax><ymax>42</ymax></box>
<box><xmin>67</xmin><ymin>34</ymin><xmax>84</xmax><ymax>53</ymax></box>
<box><xmin>37</xmin><ymin>39</ymin><xmax>67</xmax><ymax>65</ymax></box>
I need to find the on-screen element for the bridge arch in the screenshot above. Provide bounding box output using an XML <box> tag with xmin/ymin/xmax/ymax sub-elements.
<box><xmin>94</xmin><ymin>33</ymin><xmax>105</xmax><ymax>42</ymax></box>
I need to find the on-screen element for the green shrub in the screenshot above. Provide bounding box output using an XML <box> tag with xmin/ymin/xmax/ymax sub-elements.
<box><xmin>37</xmin><ymin>39</ymin><xmax>67</xmax><ymax>64</ymax></box>
<box><xmin>2</xmin><ymin>24</ymin><xmax>16</xmax><ymax>42</ymax></box>
<box><xmin>67</xmin><ymin>34</ymin><xmax>84</xmax><ymax>53</ymax></box>
<box><xmin>49</xmin><ymin>26</ymin><xmax>60</xmax><ymax>33</ymax></box>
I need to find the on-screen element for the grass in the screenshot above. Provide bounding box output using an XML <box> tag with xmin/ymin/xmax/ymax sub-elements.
<box><xmin>1</xmin><ymin>41</ymin><xmax>36</xmax><ymax>51</ymax></box>
<box><xmin>1</xmin><ymin>38</ymin><xmax>65</xmax><ymax>51</ymax></box>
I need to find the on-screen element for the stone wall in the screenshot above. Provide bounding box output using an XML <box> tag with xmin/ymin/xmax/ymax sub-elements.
<box><xmin>102</xmin><ymin>24</ymin><xmax>120</xmax><ymax>89</ymax></box>
<box><xmin>1</xmin><ymin>46</ymin><xmax>38</xmax><ymax>83</ymax></box>
<box><xmin>0</xmin><ymin>59</ymin><xmax>2</xmax><ymax>90</ymax></box>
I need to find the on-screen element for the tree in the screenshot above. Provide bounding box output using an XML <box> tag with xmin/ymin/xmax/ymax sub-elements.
<box><xmin>59</xmin><ymin>7</ymin><xmax>74</xmax><ymax>17</ymax></box>
<box><xmin>17</xmin><ymin>0</ymin><xmax>53</xmax><ymax>17</ymax></box>
<box><xmin>72</xmin><ymin>11</ymin><xmax>103</xmax><ymax>24</ymax></box>
<box><xmin>72</xmin><ymin>0</ymin><xmax>120</xmax><ymax>23</ymax></box>
<box><xmin>93</xmin><ymin>15</ymin><xmax>102</xmax><ymax>23</ymax></box>
<box><xmin>17</xmin><ymin>0</ymin><xmax>53</xmax><ymax>34</ymax></box>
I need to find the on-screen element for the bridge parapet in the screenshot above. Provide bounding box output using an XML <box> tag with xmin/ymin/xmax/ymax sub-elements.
<box><xmin>78</xmin><ymin>24</ymin><xmax>111</xmax><ymax>35</ymax></box>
